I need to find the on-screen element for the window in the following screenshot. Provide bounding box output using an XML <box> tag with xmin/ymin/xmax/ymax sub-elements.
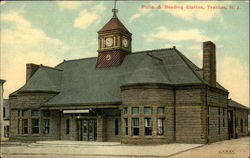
<box><xmin>235</xmin><ymin>118</ymin><xmax>238</xmax><ymax>128</ymax></box>
<box><xmin>223</xmin><ymin>108</ymin><xmax>225</xmax><ymax>116</ymax></box>
<box><xmin>31</xmin><ymin>110</ymin><xmax>39</xmax><ymax>116</ymax></box>
<box><xmin>123</xmin><ymin>107</ymin><xmax>128</xmax><ymax>115</ymax></box>
<box><xmin>132</xmin><ymin>107</ymin><xmax>139</xmax><ymax>114</ymax></box>
<box><xmin>32</xmin><ymin>119</ymin><xmax>39</xmax><ymax>134</ymax></box>
<box><xmin>18</xmin><ymin>119</ymin><xmax>20</xmax><ymax>134</ymax></box>
<box><xmin>144</xmin><ymin>118</ymin><xmax>152</xmax><ymax>136</ymax></box>
<box><xmin>218</xmin><ymin>118</ymin><xmax>220</xmax><ymax>135</ymax></box>
<box><xmin>223</xmin><ymin>118</ymin><xmax>225</xmax><ymax>127</ymax></box>
<box><xmin>124</xmin><ymin>118</ymin><xmax>128</xmax><ymax>135</ymax></box>
<box><xmin>66</xmin><ymin>119</ymin><xmax>70</xmax><ymax>134</ymax></box>
<box><xmin>43</xmin><ymin>111</ymin><xmax>50</xmax><ymax>117</ymax></box>
<box><xmin>132</xmin><ymin>118</ymin><xmax>139</xmax><ymax>136</ymax></box>
<box><xmin>18</xmin><ymin>110</ymin><xmax>20</xmax><ymax>117</ymax></box>
<box><xmin>22</xmin><ymin>110</ymin><xmax>29</xmax><ymax>117</ymax></box>
<box><xmin>22</xmin><ymin>119</ymin><xmax>28</xmax><ymax>134</ymax></box>
<box><xmin>115</xmin><ymin>118</ymin><xmax>119</xmax><ymax>135</ymax></box>
<box><xmin>218</xmin><ymin>108</ymin><xmax>220</xmax><ymax>115</ymax></box>
<box><xmin>3</xmin><ymin>107</ymin><xmax>6</xmax><ymax>118</ymax></box>
<box><xmin>207</xmin><ymin>117</ymin><xmax>210</xmax><ymax>136</ymax></box>
<box><xmin>240</xmin><ymin>119</ymin><xmax>243</xmax><ymax>132</ymax></box>
<box><xmin>4</xmin><ymin>126</ymin><xmax>9</xmax><ymax>138</ymax></box>
<box><xmin>245</xmin><ymin>119</ymin><xmax>248</xmax><ymax>126</ymax></box>
<box><xmin>157</xmin><ymin>107</ymin><xmax>165</xmax><ymax>114</ymax></box>
<box><xmin>144</xmin><ymin>107</ymin><xmax>152</xmax><ymax>114</ymax></box>
<box><xmin>157</xmin><ymin>118</ymin><xmax>165</xmax><ymax>135</ymax></box>
<box><xmin>43</xmin><ymin>119</ymin><xmax>50</xmax><ymax>134</ymax></box>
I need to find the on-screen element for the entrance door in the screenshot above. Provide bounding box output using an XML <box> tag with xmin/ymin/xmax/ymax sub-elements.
<box><xmin>228</xmin><ymin>110</ymin><xmax>234</xmax><ymax>139</ymax></box>
<box><xmin>82</xmin><ymin>120</ymin><xmax>89</xmax><ymax>141</ymax></box>
<box><xmin>88</xmin><ymin>120</ymin><xmax>96</xmax><ymax>141</ymax></box>
<box><xmin>78</xmin><ymin>119</ymin><xmax>96</xmax><ymax>141</ymax></box>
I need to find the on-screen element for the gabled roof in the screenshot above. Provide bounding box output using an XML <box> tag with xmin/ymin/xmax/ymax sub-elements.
<box><xmin>0</xmin><ymin>79</ymin><xmax>6</xmax><ymax>84</ymax></box>
<box><xmin>12</xmin><ymin>48</ymin><xmax>228</xmax><ymax>107</ymax></box>
<box><xmin>98</xmin><ymin>16</ymin><xmax>131</xmax><ymax>34</ymax></box>
<box><xmin>42</xmin><ymin>48</ymin><xmax>207</xmax><ymax>107</ymax></box>
<box><xmin>228</xmin><ymin>99</ymin><xmax>249</xmax><ymax>110</ymax></box>
<box><xmin>10</xmin><ymin>66</ymin><xmax>62</xmax><ymax>96</ymax></box>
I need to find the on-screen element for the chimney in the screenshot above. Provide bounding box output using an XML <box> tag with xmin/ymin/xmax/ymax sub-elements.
<box><xmin>203</xmin><ymin>41</ymin><xmax>216</xmax><ymax>87</ymax></box>
<box><xmin>26</xmin><ymin>63</ymin><xmax>40</xmax><ymax>82</ymax></box>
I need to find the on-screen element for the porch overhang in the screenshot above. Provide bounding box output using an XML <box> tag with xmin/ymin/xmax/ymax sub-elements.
<box><xmin>63</xmin><ymin>109</ymin><xmax>90</xmax><ymax>114</ymax></box>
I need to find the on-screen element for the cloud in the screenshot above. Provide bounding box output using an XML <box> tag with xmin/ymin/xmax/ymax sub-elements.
<box><xmin>164</xmin><ymin>43</ymin><xmax>182</xmax><ymax>49</ymax></box>
<box><xmin>74</xmin><ymin>3</ymin><xmax>106</xmax><ymax>29</ymax></box>
<box><xmin>147</xmin><ymin>26</ymin><xmax>219</xmax><ymax>42</ymax></box>
<box><xmin>217</xmin><ymin>57</ymin><xmax>249</xmax><ymax>107</ymax></box>
<box><xmin>129</xmin><ymin>1</ymin><xmax>231</xmax><ymax>23</ymax></box>
<box><xmin>129</xmin><ymin>7</ymin><xmax>150</xmax><ymax>23</ymax></box>
<box><xmin>189</xmin><ymin>45</ymin><xmax>201</xmax><ymax>50</ymax></box>
<box><xmin>58</xmin><ymin>1</ymin><xmax>88</xmax><ymax>10</ymax></box>
<box><xmin>1</xmin><ymin>11</ymin><xmax>70</xmax><ymax>98</ymax></box>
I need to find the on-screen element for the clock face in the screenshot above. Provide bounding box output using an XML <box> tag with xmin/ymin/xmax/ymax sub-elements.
<box><xmin>122</xmin><ymin>38</ymin><xmax>128</xmax><ymax>47</ymax></box>
<box><xmin>105</xmin><ymin>37</ymin><xmax>113</xmax><ymax>47</ymax></box>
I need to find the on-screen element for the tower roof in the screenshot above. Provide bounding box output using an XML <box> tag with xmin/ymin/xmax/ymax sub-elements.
<box><xmin>98</xmin><ymin>16</ymin><xmax>131</xmax><ymax>34</ymax></box>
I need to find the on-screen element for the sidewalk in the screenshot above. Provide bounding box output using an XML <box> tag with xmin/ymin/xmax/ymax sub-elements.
<box><xmin>1</xmin><ymin>141</ymin><xmax>203</xmax><ymax>158</ymax></box>
<box><xmin>1</xmin><ymin>137</ymin><xmax>248</xmax><ymax>158</ymax></box>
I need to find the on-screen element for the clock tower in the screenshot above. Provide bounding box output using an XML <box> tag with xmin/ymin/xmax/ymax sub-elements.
<box><xmin>96</xmin><ymin>3</ymin><xmax>132</xmax><ymax>68</ymax></box>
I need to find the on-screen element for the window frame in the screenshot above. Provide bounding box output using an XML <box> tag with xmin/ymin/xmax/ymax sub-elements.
<box><xmin>157</xmin><ymin>118</ymin><xmax>165</xmax><ymax>136</ymax></box>
<box><xmin>124</xmin><ymin>118</ymin><xmax>128</xmax><ymax>135</ymax></box>
<box><xmin>43</xmin><ymin>119</ymin><xmax>50</xmax><ymax>134</ymax></box>
<box><xmin>144</xmin><ymin>107</ymin><xmax>152</xmax><ymax>115</ymax></box>
<box><xmin>132</xmin><ymin>118</ymin><xmax>140</xmax><ymax>136</ymax></box>
<box><xmin>66</xmin><ymin>119</ymin><xmax>70</xmax><ymax>134</ymax></box>
<box><xmin>32</xmin><ymin>119</ymin><xmax>40</xmax><ymax>134</ymax></box>
<box><xmin>22</xmin><ymin>119</ymin><xmax>28</xmax><ymax>134</ymax></box>
<box><xmin>157</xmin><ymin>107</ymin><xmax>165</xmax><ymax>115</ymax></box>
<box><xmin>31</xmin><ymin>110</ymin><xmax>39</xmax><ymax>117</ymax></box>
<box><xmin>115</xmin><ymin>118</ymin><xmax>119</xmax><ymax>135</ymax></box>
<box><xmin>132</xmin><ymin>107</ymin><xmax>139</xmax><ymax>114</ymax></box>
<box><xmin>144</xmin><ymin>118</ymin><xmax>152</xmax><ymax>136</ymax></box>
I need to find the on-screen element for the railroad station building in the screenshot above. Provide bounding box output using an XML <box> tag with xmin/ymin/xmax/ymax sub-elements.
<box><xmin>9</xmin><ymin>8</ymin><xmax>248</xmax><ymax>144</ymax></box>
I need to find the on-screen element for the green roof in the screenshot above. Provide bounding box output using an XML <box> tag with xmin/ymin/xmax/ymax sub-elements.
<box><xmin>228</xmin><ymin>99</ymin><xmax>249</xmax><ymax>110</ymax></box>
<box><xmin>10</xmin><ymin>66</ymin><xmax>62</xmax><ymax>95</ymax></box>
<box><xmin>11</xmin><ymin>48</ymin><xmax>228</xmax><ymax>107</ymax></box>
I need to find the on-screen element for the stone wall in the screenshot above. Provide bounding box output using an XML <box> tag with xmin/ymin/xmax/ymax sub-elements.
<box><xmin>234</xmin><ymin>108</ymin><xmax>248</xmax><ymax>137</ymax></box>
<box><xmin>121</xmin><ymin>85</ymin><xmax>175</xmax><ymax>144</ymax></box>
<box><xmin>60</xmin><ymin>114</ymin><xmax>78</xmax><ymax>141</ymax></box>
<box><xmin>207</xmin><ymin>106</ymin><xmax>228</xmax><ymax>143</ymax></box>
<box><xmin>206</xmin><ymin>88</ymin><xmax>228</xmax><ymax>143</ymax></box>
<box><xmin>175</xmin><ymin>88</ymin><xmax>204</xmax><ymax>144</ymax></box>
<box><xmin>9</xmin><ymin>93</ymin><xmax>58</xmax><ymax>142</ymax></box>
<box><xmin>176</xmin><ymin>106</ymin><xmax>203</xmax><ymax>143</ymax></box>
<box><xmin>104</xmin><ymin>109</ymin><xmax>121</xmax><ymax>142</ymax></box>
<box><xmin>122</xmin><ymin>86</ymin><xmax>174</xmax><ymax>105</ymax></box>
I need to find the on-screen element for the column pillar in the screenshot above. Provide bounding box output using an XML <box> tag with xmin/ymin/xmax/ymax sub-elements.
<box><xmin>97</xmin><ymin>115</ymin><xmax>106</xmax><ymax>142</ymax></box>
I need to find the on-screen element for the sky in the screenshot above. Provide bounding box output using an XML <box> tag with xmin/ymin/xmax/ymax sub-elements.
<box><xmin>0</xmin><ymin>1</ymin><xmax>249</xmax><ymax>107</ymax></box>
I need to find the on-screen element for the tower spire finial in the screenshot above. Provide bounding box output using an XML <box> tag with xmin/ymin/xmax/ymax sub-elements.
<box><xmin>112</xmin><ymin>0</ymin><xmax>118</xmax><ymax>18</ymax></box>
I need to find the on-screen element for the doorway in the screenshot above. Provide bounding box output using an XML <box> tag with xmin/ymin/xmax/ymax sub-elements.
<box><xmin>78</xmin><ymin>119</ymin><xmax>96</xmax><ymax>141</ymax></box>
<box><xmin>228</xmin><ymin>110</ymin><xmax>234</xmax><ymax>139</ymax></box>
